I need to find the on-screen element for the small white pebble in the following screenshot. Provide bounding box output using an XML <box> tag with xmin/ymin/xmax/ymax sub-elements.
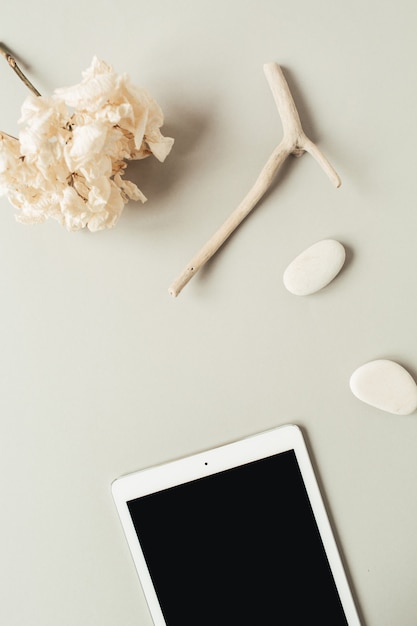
<box><xmin>350</xmin><ymin>359</ymin><xmax>417</xmax><ymax>415</ymax></box>
<box><xmin>283</xmin><ymin>239</ymin><xmax>346</xmax><ymax>296</ymax></box>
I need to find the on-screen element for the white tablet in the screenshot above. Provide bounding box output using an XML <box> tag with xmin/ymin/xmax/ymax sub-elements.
<box><xmin>112</xmin><ymin>424</ymin><xmax>361</xmax><ymax>625</ymax></box>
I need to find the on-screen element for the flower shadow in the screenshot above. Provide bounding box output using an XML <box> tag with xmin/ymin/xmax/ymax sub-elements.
<box><xmin>123</xmin><ymin>104</ymin><xmax>214</xmax><ymax>222</ymax></box>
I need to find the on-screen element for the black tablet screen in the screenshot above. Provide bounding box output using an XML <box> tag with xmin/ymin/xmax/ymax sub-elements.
<box><xmin>127</xmin><ymin>450</ymin><xmax>348</xmax><ymax>625</ymax></box>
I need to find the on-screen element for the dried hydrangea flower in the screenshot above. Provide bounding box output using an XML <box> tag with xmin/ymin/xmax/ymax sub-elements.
<box><xmin>0</xmin><ymin>49</ymin><xmax>173</xmax><ymax>231</ymax></box>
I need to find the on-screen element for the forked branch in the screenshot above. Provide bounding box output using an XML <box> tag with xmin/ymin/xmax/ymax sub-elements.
<box><xmin>169</xmin><ymin>62</ymin><xmax>341</xmax><ymax>297</ymax></box>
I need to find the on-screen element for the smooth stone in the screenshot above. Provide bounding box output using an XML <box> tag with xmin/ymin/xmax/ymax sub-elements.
<box><xmin>283</xmin><ymin>239</ymin><xmax>346</xmax><ymax>296</ymax></box>
<box><xmin>350</xmin><ymin>359</ymin><xmax>417</xmax><ymax>415</ymax></box>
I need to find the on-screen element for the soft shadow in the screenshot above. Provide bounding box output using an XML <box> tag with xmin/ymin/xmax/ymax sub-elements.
<box><xmin>184</xmin><ymin>154</ymin><xmax>297</xmax><ymax>290</ymax></box>
<box><xmin>299</xmin><ymin>425</ymin><xmax>367</xmax><ymax>626</ymax></box>
<box><xmin>385</xmin><ymin>357</ymin><xmax>417</xmax><ymax>386</ymax></box>
<box><xmin>338</xmin><ymin>242</ymin><xmax>355</xmax><ymax>277</ymax></box>
<box><xmin>0</xmin><ymin>42</ymin><xmax>31</xmax><ymax>69</ymax></box>
<box><xmin>124</xmin><ymin>103</ymin><xmax>214</xmax><ymax>213</ymax></box>
<box><xmin>206</xmin><ymin>63</ymin><xmax>330</xmax><ymax>223</ymax></box>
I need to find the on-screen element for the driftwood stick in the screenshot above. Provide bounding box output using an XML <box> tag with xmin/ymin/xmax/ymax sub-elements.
<box><xmin>168</xmin><ymin>62</ymin><xmax>341</xmax><ymax>297</ymax></box>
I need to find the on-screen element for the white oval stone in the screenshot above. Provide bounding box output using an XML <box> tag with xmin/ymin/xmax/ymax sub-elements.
<box><xmin>350</xmin><ymin>359</ymin><xmax>417</xmax><ymax>415</ymax></box>
<box><xmin>283</xmin><ymin>239</ymin><xmax>346</xmax><ymax>296</ymax></box>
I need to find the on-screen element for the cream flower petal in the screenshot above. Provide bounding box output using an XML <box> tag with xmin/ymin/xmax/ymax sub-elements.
<box><xmin>15</xmin><ymin>189</ymin><xmax>62</xmax><ymax>224</ymax></box>
<box><xmin>16</xmin><ymin>208</ymin><xmax>47</xmax><ymax>225</ymax></box>
<box><xmin>79</xmin><ymin>155</ymin><xmax>113</xmax><ymax>182</ymax></box>
<box><xmin>72</xmin><ymin>174</ymin><xmax>90</xmax><ymax>201</ymax></box>
<box><xmin>19</xmin><ymin>94</ymin><xmax>67</xmax><ymax>131</ymax></box>
<box><xmin>87</xmin><ymin>175</ymin><xmax>112</xmax><ymax>211</ymax></box>
<box><xmin>54</xmin><ymin>57</ymin><xmax>118</xmax><ymax>110</ymax></box>
<box><xmin>0</xmin><ymin>134</ymin><xmax>21</xmax><ymax>188</ymax></box>
<box><xmin>114</xmin><ymin>172</ymin><xmax>147</xmax><ymax>203</ymax></box>
<box><xmin>60</xmin><ymin>186</ymin><xmax>89</xmax><ymax>231</ymax></box>
<box><xmin>147</xmin><ymin>134</ymin><xmax>175</xmax><ymax>162</ymax></box>
<box><xmin>65</xmin><ymin>121</ymin><xmax>108</xmax><ymax>171</ymax></box>
<box><xmin>1</xmin><ymin>57</ymin><xmax>173</xmax><ymax>231</ymax></box>
<box><xmin>115</xmin><ymin>84</ymin><xmax>150</xmax><ymax>149</ymax></box>
<box><xmin>86</xmin><ymin>180</ymin><xmax>125</xmax><ymax>232</ymax></box>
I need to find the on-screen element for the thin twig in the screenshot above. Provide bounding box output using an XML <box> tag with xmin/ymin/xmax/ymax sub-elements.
<box><xmin>0</xmin><ymin>130</ymin><xmax>18</xmax><ymax>141</ymax></box>
<box><xmin>0</xmin><ymin>43</ymin><xmax>41</xmax><ymax>96</ymax></box>
<box><xmin>168</xmin><ymin>62</ymin><xmax>341</xmax><ymax>297</ymax></box>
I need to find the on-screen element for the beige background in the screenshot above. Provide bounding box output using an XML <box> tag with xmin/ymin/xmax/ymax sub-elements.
<box><xmin>1</xmin><ymin>1</ymin><xmax>417</xmax><ymax>624</ymax></box>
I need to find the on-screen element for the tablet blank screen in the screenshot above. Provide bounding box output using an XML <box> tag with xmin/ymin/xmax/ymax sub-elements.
<box><xmin>127</xmin><ymin>450</ymin><xmax>348</xmax><ymax>625</ymax></box>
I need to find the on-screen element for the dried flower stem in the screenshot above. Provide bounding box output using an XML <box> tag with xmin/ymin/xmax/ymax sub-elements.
<box><xmin>0</xmin><ymin>43</ymin><xmax>41</xmax><ymax>96</ymax></box>
<box><xmin>168</xmin><ymin>62</ymin><xmax>341</xmax><ymax>297</ymax></box>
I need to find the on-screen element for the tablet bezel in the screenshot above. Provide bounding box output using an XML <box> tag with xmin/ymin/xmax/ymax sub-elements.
<box><xmin>112</xmin><ymin>424</ymin><xmax>361</xmax><ymax>625</ymax></box>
